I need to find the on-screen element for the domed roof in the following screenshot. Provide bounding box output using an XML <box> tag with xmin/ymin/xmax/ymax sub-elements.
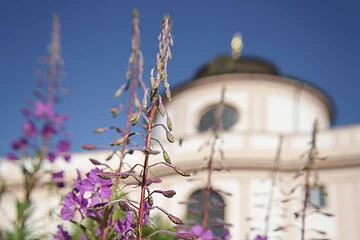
<box><xmin>192</xmin><ymin>55</ymin><xmax>279</xmax><ymax>80</ymax></box>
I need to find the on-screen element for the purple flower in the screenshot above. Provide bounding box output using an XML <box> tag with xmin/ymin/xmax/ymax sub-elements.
<box><xmin>178</xmin><ymin>225</ymin><xmax>213</xmax><ymax>240</ymax></box>
<box><xmin>48</xmin><ymin>152</ymin><xmax>56</xmax><ymax>163</ymax></box>
<box><xmin>223</xmin><ymin>228</ymin><xmax>230</xmax><ymax>240</ymax></box>
<box><xmin>11</xmin><ymin>137</ymin><xmax>28</xmax><ymax>150</ymax></box>
<box><xmin>53</xmin><ymin>225</ymin><xmax>72</xmax><ymax>240</ymax></box>
<box><xmin>78</xmin><ymin>168</ymin><xmax>112</xmax><ymax>202</ymax></box>
<box><xmin>34</xmin><ymin>101</ymin><xmax>54</xmax><ymax>119</ymax></box>
<box><xmin>41</xmin><ymin>123</ymin><xmax>57</xmax><ymax>139</ymax></box>
<box><xmin>52</xmin><ymin>170</ymin><xmax>65</xmax><ymax>188</ymax></box>
<box><xmin>21</xmin><ymin>108</ymin><xmax>32</xmax><ymax>117</ymax></box>
<box><xmin>54</xmin><ymin>113</ymin><xmax>69</xmax><ymax>124</ymax></box>
<box><xmin>142</xmin><ymin>201</ymin><xmax>151</xmax><ymax>225</ymax></box>
<box><xmin>115</xmin><ymin>212</ymin><xmax>134</xmax><ymax>239</ymax></box>
<box><xmin>57</xmin><ymin>140</ymin><xmax>71</xmax><ymax>162</ymax></box>
<box><xmin>190</xmin><ymin>225</ymin><xmax>213</xmax><ymax>240</ymax></box>
<box><xmin>60</xmin><ymin>191</ymin><xmax>88</xmax><ymax>220</ymax></box>
<box><xmin>254</xmin><ymin>235</ymin><xmax>268</xmax><ymax>240</ymax></box>
<box><xmin>23</xmin><ymin>120</ymin><xmax>37</xmax><ymax>137</ymax></box>
<box><xmin>7</xmin><ymin>152</ymin><xmax>18</xmax><ymax>161</ymax></box>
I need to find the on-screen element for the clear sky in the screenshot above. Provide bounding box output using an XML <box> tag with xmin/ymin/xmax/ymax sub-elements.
<box><xmin>1</xmin><ymin>1</ymin><xmax>360</xmax><ymax>156</ymax></box>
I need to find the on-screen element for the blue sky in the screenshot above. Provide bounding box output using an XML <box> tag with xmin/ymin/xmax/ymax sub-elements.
<box><xmin>1</xmin><ymin>1</ymin><xmax>360</xmax><ymax>156</ymax></box>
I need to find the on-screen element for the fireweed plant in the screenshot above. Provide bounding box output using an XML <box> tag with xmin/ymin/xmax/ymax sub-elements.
<box><xmin>177</xmin><ymin>88</ymin><xmax>231</xmax><ymax>240</ymax></box>
<box><xmin>57</xmin><ymin>10</ymin><xmax>199</xmax><ymax>240</ymax></box>
<box><xmin>274</xmin><ymin>120</ymin><xmax>334</xmax><ymax>240</ymax></box>
<box><xmin>1</xmin><ymin>14</ymin><xmax>71</xmax><ymax>239</ymax></box>
<box><xmin>246</xmin><ymin>136</ymin><xmax>285</xmax><ymax>240</ymax></box>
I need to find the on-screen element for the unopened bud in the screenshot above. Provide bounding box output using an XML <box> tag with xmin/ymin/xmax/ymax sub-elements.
<box><xmin>118</xmin><ymin>201</ymin><xmax>131</xmax><ymax>212</ymax></box>
<box><xmin>93</xmin><ymin>127</ymin><xmax>109</xmax><ymax>134</ymax></box>
<box><xmin>88</xmin><ymin>202</ymin><xmax>108</xmax><ymax>211</ymax></box>
<box><xmin>147</xmin><ymin>196</ymin><xmax>154</xmax><ymax>206</ymax></box>
<box><xmin>81</xmin><ymin>144</ymin><xmax>97</xmax><ymax>150</ymax></box>
<box><xmin>168</xmin><ymin>214</ymin><xmax>183</xmax><ymax>225</ymax></box>
<box><xmin>176</xmin><ymin>233</ymin><xmax>200</xmax><ymax>240</ymax></box>
<box><xmin>163</xmin><ymin>150</ymin><xmax>171</xmax><ymax>164</ymax></box>
<box><xmin>166</xmin><ymin>131</ymin><xmax>175</xmax><ymax>143</ymax></box>
<box><xmin>130</xmin><ymin>112</ymin><xmax>141</xmax><ymax>125</ymax></box>
<box><xmin>114</xmin><ymin>83</ymin><xmax>128</xmax><ymax>98</ymax></box>
<box><xmin>166</xmin><ymin>116</ymin><xmax>173</xmax><ymax>131</ymax></box>
<box><xmin>110</xmin><ymin>108</ymin><xmax>119</xmax><ymax>118</ymax></box>
<box><xmin>162</xmin><ymin>190</ymin><xmax>176</xmax><ymax>198</ymax></box>
<box><xmin>174</xmin><ymin>166</ymin><xmax>191</xmax><ymax>177</ymax></box>
<box><xmin>166</xmin><ymin>87</ymin><xmax>171</xmax><ymax>101</ymax></box>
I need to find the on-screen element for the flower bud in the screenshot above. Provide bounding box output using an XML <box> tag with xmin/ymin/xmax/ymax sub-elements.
<box><xmin>110</xmin><ymin>108</ymin><xmax>119</xmax><ymax>118</ymax></box>
<box><xmin>114</xmin><ymin>83</ymin><xmax>128</xmax><ymax>98</ymax></box>
<box><xmin>88</xmin><ymin>202</ymin><xmax>108</xmax><ymax>211</ymax></box>
<box><xmin>89</xmin><ymin>158</ymin><xmax>102</xmax><ymax>165</ymax></box>
<box><xmin>176</xmin><ymin>233</ymin><xmax>200</xmax><ymax>240</ymax></box>
<box><xmin>118</xmin><ymin>201</ymin><xmax>131</xmax><ymax>212</ymax></box>
<box><xmin>130</xmin><ymin>111</ymin><xmax>141</xmax><ymax>125</ymax></box>
<box><xmin>166</xmin><ymin>116</ymin><xmax>173</xmax><ymax>131</ymax></box>
<box><xmin>97</xmin><ymin>172</ymin><xmax>116</xmax><ymax>179</ymax></box>
<box><xmin>162</xmin><ymin>190</ymin><xmax>176</xmax><ymax>198</ymax></box>
<box><xmin>174</xmin><ymin>166</ymin><xmax>191</xmax><ymax>177</ymax></box>
<box><xmin>163</xmin><ymin>150</ymin><xmax>171</xmax><ymax>164</ymax></box>
<box><xmin>166</xmin><ymin>131</ymin><xmax>175</xmax><ymax>143</ymax></box>
<box><xmin>81</xmin><ymin>144</ymin><xmax>97</xmax><ymax>150</ymax></box>
<box><xmin>168</xmin><ymin>214</ymin><xmax>183</xmax><ymax>225</ymax></box>
<box><xmin>93</xmin><ymin>127</ymin><xmax>109</xmax><ymax>134</ymax></box>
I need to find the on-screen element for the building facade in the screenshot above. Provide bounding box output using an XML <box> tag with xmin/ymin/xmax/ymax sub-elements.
<box><xmin>1</xmin><ymin>55</ymin><xmax>360</xmax><ymax>239</ymax></box>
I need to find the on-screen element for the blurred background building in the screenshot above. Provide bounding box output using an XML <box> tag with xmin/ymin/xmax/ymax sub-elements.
<box><xmin>1</xmin><ymin>44</ymin><xmax>360</xmax><ymax>240</ymax></box>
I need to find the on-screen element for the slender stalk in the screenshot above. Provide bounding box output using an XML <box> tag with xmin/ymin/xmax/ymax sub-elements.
<box><xmin>201</xmin><ymin>87</ymin><xmax>225</xmax><ymax>229</ymax></box>
<box><xmin>300</xmin><ymin>120</ymin><xmax>318</xmax><ymax>240</ymax></box>
<box><xmin>264</xmin><ymin>135</ymin><xmax>283</xmax><ymax>236</ymax></box>
<box><xmin>116</xmin><ymin>9</ymin><xmax>141</xmax><ymax>182</ymax></box>
<box><xmin>137</xmin><ymin>102</ymin><xmax>157</xmax><ymax>239</ymax></box>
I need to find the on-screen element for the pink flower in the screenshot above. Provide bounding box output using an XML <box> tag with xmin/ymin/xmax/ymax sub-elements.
<box><xmin>48</xmin><ymin>152</ymin><xmax>56</xmax><ymax>163</ymax></box>
<box><xmin>11</xmin><ymin>137</ymin><xmax>28</xmax><ymax>150</ymax></box>
<box><xmin>23</xmin><ymin>120</ymin><xmax>37</xmax><ymax>137</ymax></box>
<box><xmin>34</xmin><ymin>101</ymin><xmax>54</xmax><ymax>119</ymax></box>
<box><xmin>7</xmin><ymin>153</ymin><xmax>18</xmax><ymax>161</ymax></box>
<box><xmin>57</xmin><ymin>140</ymin><xmax>71</xmax><ymax>162</ymax></box>
<box><xmin>41</xmin><ymin>123</ymin><xmax>57</xmax><ymax>139</ymax></box>
<box><xmin>21</xmin><ymin>108</ymin><xmax>32</xmax><ymax>117</ymax></box>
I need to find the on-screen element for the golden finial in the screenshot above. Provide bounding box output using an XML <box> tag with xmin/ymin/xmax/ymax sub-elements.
<box><xmin>231</xmin><ymin>32</ymin><xmax>243</xmax><ymax>60</ymax></box>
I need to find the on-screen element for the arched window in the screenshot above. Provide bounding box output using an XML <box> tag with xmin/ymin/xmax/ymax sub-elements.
<box><xmin>198</xmin><ymin>105</ymin><xmax>238</xmax><ymax>132</ymax></box>
<box><xmin>187</xmin><ymin>189</ymin><xmax>225</xmax><ymax>237</ymax></box>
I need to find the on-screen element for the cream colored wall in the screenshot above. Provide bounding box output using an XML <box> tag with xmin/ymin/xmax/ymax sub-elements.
<box><xmin>157</xmin><ymin>74</ymin><xmax>331</xmax><ymax>140</ymax></box>
<box><xmin>1</xmin><ymin>73</ymin><xmax>359</xmax><ymax>239</ymax></box>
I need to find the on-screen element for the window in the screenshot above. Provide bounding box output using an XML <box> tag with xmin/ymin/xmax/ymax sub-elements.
<box><xmin>308</xmin><ymin>185</ymin><xmax>326</xmax><ymax>208</ymax></box>
<box><xmin>198</xmin><ymin>105</ymin><xmax>237</xmax><ymax>132</ymax></box>
<box><xmin>187</xmin><ymin>189</ymin><xmax>225</xmax><ymax>237</ymax></box>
